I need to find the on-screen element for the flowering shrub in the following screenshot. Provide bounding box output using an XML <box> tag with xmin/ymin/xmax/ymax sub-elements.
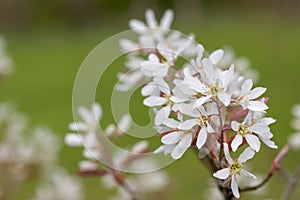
<box><xmin>63</xmin><ymin>9</ymin><xmax>299</xmax><ymax>200</ymax></box>
<box><xmin>0</xmin><ymin>36</ymin><xmax>82</xmax><ymax>200</ymax></box>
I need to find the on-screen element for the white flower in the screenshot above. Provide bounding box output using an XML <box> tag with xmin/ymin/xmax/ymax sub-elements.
<box><xmin>288</xmin><ymin>132</ymin><xmax>300</xmax><ymax>150</ymax></box>
<box><xmin>231</xmin><ymin>112</ymin><xmax>277</xmax><ymax>152</ymax></box>
<box><xmin>178</xmin><ymin>105</ymin><xmax>215</xmax><ymax>149</ymax></box>
<box><xmin>291</xmin><ymin>103</ymin><xmax>300</xmax><ymax>130</ymax></box>
<box><xmin>157</xmin><ymin>131</ymin><xmax>193</xmax><ymax>159</ymax></box>
<box><xmin>236</xmin><ymin>79</ymin><xmax>268</xmax><ymax>112</ymax></box>
<box><xmin>32</xmin><ymin>169</ymin><xmax>82</xmax><ymax>200</ymax></box>
<box><xmin>142</xmin><ymin>77</ymin><xmax>185</xmax><ymax>125</ymax></box>
<box><xmin>186</xmin><ymin>58</ymin><xmax>234</xmax><ymax>107</ymax></box>
<box><xmin>140</xmin><ymin>35</ymin><xmax>194</xmax><ymax>77</ymax></box>
<box><xmin>213</xmin><ymin>143</ymin><xmax>256</xmax><ymax>198</ymax></box>
<box><xmin>129</xmin><ymin>9</ymin><xmax>173</xmax><ymax>41</ymax></box>
<box><xmin>69</xmin><ymin>103</ymin><xmax>102</xmax><ymax>133</ymax></box>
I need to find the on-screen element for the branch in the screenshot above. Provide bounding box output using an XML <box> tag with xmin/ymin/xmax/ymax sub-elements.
<box><xmin>240</xmin><ymin>171</ymin><xmax>274</xmax><ymax>193</ymax></box>
<box><xmin>240</xmin><ymin>144</ymin><xmax>290</xmax><ymax>193</ymax></box>
<box><xmin>280</xmin><ymin>161</ymin><xmax>300</xmax><ymax>200</ymax></box>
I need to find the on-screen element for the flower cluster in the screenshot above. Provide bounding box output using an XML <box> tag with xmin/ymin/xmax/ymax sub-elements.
<box><xmin>0</xmin><ymin>103</ymin><xmax>82</xmax><ymax>200</ymax></box>
<box><xmin>116</xmin><ymin>9</ymin><xmax>278</xmax><ymax>198</ymax></box>
<box><xmin>65</xmin><ymin>103</ymin><xmax>169</xmax><ymax>199</ymax></box>
<box><xmin>0</xmin><ymin>37</ymin><xmax>82</xmax><ymax>200</ymax></box>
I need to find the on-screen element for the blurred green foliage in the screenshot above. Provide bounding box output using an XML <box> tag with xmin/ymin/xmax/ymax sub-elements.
<box><xmin>0</xmin><ymin>3</ymin><xmax>300</xmax><ymax>200</ymax></box>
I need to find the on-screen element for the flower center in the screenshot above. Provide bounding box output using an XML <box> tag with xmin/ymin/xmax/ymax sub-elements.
<box><xmin>230</xmin><ymin>160</ymin><xmax>242</xmax><ymax>174</ymax></box>
<box><xmin>198</xmin><ymin>114</ymin><xmax>208</xmax><ymax>127</ymax></box>
<box><xmin>208</xmin><ymin>84</ymin><xmax>221</xmax><ymax>96</ymax></box>
<box><xmin>164</xmin><ymin>95</ymin><xmax>174</xmax><ymax>105</ymax></box>
<box><xmin>237</xmin><ymin>96</ymin><xmax>249</xmax><ymax>104</ymax></box>
<box><xmin>238</xmin><ymin>124</ymin><xmax>250</xmax><ymax>136</ymax></box>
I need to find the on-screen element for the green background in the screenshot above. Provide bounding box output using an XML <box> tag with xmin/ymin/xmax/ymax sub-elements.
<box><xmin>1</xmin><ymin>1</ymin><xmax>300</xmax><ymax>199</ymax></box>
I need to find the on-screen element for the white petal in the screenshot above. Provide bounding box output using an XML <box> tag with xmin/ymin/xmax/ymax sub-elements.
<box><xmin>223</xmin><ymin>143</ymin><xmax>233</xmax><ymax>163</ymax></box>
<box><xmin>209</xmin><ymin>49</ymin><xmax>224</xmax><ymax>65</ymax></box>
<box><xmin>248</xmin><ymin>123</ymin><xmax>269</xmax><ymax>135</ymax></box>
<box><xmin>247</xmin><ymin>87</ymin><xmax>266</xmax><ymax>99</ymax></box>
<box><xmin>196</xmin><ymin>44</ymin><xmax>204</xmax><ymax>66</ymax></box>
<box><xmin>231</xmin><ymin>134</ymin><xmax>243</xmax><ymax>152</ymax></box>
<box><xmin>241</xmin><ymin>169</ymin><xmax>256</xmax><ymax>179</ymax></box>
<box><xmin>171</xmin><ymin>134</ymin><xmax>192</xmax><ymax>159</ymax></box>
<box><xmin>193</xmin><ymin>96</ymin><xmax>211</xmax><ymax>108</ymax></box>
<box><xmin>79</xmin><ymin>160</ymin><xmax>98</xmax><ymax>171</ymax></box>
<box><xmin>145</xmin><ymin>9</ymin><xmax>157</xmax><ymax>27</ymax></box>
<box><xmin>104</xmin><ymin>124</ymin><xmax>116</xmax><ymax>137</ymax></box>
<box><xmin>241</xmin><ymin>79</ymin><xmax>253</xmax><ymax>95</ymax></box>
<box><xmin>129</xmin><ymin>19</ymin><xmax>147</xmax><ymax>34</ymax></box>
<box><xmin>143</xmin><ymin>96</ymin><xmax>166</xmax><ymax>107</ymax></box>
<box><xmin>207</xmin><ymin>123</ymin><xmax>215</xmax><ymax>133</ymax></box>
<box><xmin>218</xmin><ymin>91</ymin><xmax>231</xmax><ymax>106</ymax></box>
<box><xmin>213</xmin><ymin>168</ymin><xmax>230</xmax><ymax>179</ymax></box>
<box><xmin>69</xmin><ymin>122</ymin><xmax>88</xmax><ymax>131</ymax></box>
<box><xmin>185</xmin><ymin>77</ymin><xmax>207</xmax><ymax>93</ymax></box>
<box><xmin>154</xmin><ymin>106</ymin><xmax>171</xmax><ymax>125</ymax></box>
<box><xmin>118</xmin><ymin>114</ymin><xmax>131</xmax><ymax>133</ymax></box>
<box><xmin>65</xmin><ymin>133</ymin><xmax>83</xmax><ymax>147</ymax></box>
<box><xmin>261</xmin><ymin>117</ymin><xmax>276</xmax><ymax>125</ymax></box>
<box><xmin>160</xmin><ymin>9</ymin><xmax>174</xmax><ymax>29</ymax></box>
<box><xmin>261</xmin><ymin>138</ymin><xmax>278</xmax><ymax>149</ymax></box>
<box><xmin>149</xmin><ymin>53</ymin><xmax>160</xmax><ymax>62</ymax></box>
<box><xmin>154</xmin><ymin>77</ymin><xmax>170</xmax><ymax>94</ymax></box>
<box><xmin>231</xmin><ymin>175</ymin><xmax>240</xmax><ymax>198</ymax></box>
<box><xmin>119</xmin><ymin>39</ymin><xmax>138</xmax><ymax>52</ymax></box>
<box><xmin>78</xmin><ymin>106</ymin><xmax>92</xmax><ymax>122</ymax></box>
<box><xmin>202</xmin><ymin>58</ymin><xmax>217</xmax><ymax>81</ymax></box>
<box><xmin>92</xmin><ymin>103</ymin><xmax>102</xmax><ymax>120</ymax></box>
<box><xmin>238</xmin><ymin>147</ymin><xmax>255</xmax><ymax>163</ymax></box>
<box><xmin>178</xmin><ymin>119</ymin><xmax>198</xmax><ymax>130</ymax></box>
<box><xmin>131</xmin><ymin>141</ymin><xmax>149</xmax><ymax>153</ymax></box>
<box><xmin>245</xmin><ymin>134</ymin><xmax>261</xmax><ymax>152</ymax></box>
<box><xmin>163</xmin><ymin>118</ymin><xmax>180</xmax><ymax>128</ymax></box>
<box><xmin>247</xmin><ymin>101</ymin><xmax>268</xmax><ymax>112</ymax></box>
<box><xmin>196</xmin><ymin>127</ymin><xmax>208</xmax><ymax>149</ymax></box>
<box><xmin>231</xmin><ymin>121</ymin><xmax>240</xmax><ymax>131</ymax></box>
<box><xmin>162</xmin><ymin>131</ymin><xmax>181</xmax><ymax>145</ymax></box>
<box><xmin>141</xmin><ymin>62</ymin><xmax>168</xmax><ymax>77</ymax></box>
<box><xmin>141</xmin><ymin>83</ymin><xmax>156</xmax><ymax>96</ymax></box>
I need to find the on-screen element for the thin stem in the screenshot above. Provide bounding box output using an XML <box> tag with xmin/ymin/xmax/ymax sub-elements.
<box><xmin>215</xmin><ymin>97</ymin><xmax>224</xmax><ymax>162</ymax></box>
<box><xmin>121</xmin><ymin>182</ymin><xmax>141</xmax><ymax>200</ymax></box>
<box><xmin>240</xmin><ymin>171</ymin><xmax>274</xmax><ymax>193</ymax></box>
<box><xmin>280</xmin><ymin>162</ymin><xmax>300</xmax><ymax>200</ymax></box>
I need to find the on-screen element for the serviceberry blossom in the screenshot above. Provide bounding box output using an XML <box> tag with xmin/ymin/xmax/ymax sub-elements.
<box><xmin>213</xmin><ymin>144</ymin><xmax>256</xmax><ymax>198</ymax></box>
<box><xmin>178</xmin><ymin>105</ymin><xmax>215</xmax><ymax>149</ymax></box>
<box><xmin>140</xmin><ymin>36</ymin><xmax>194</xmax><ymax>77</ymax></box>
<box><xmin>235</xmin><ymin>79</ymin><xmax>268</xmax><ymax>112</ymax></box>
<box><xmin>65</xmin><ymin>102</ymin><xmax>169</xmax><ymax>199</ymax></box>
<box><xmin>117</xmin><ymin>9</ymin><xmax>197</xmax><ymax>91</ymax></box>
<box><xmin>66</xmin><ymin>9</ymin><xmax>295</xmax><ymax>200</ymax></box>
<box><xmin>65</xmin><ymin>103</ymin><xmax>131</xmax><ymax>167</ymax></box>
<box><xmin>128</xmin><ymin>9</ymin><xmax>174</xmax><ymax>43</ymax></box>
<box><xmin>32</xmin><ymin>169</ymin><xmax>82</xmax><ymax>200</ymax></box>
<box><xmin>231</xmin><ymin>111</ymin><xmax>277</xmax><ymax>152</ymax></box>
<box><xmin>188</xmin><ymin>58</ymin><xmax>235</xmax><ymax>107</ymax></box>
